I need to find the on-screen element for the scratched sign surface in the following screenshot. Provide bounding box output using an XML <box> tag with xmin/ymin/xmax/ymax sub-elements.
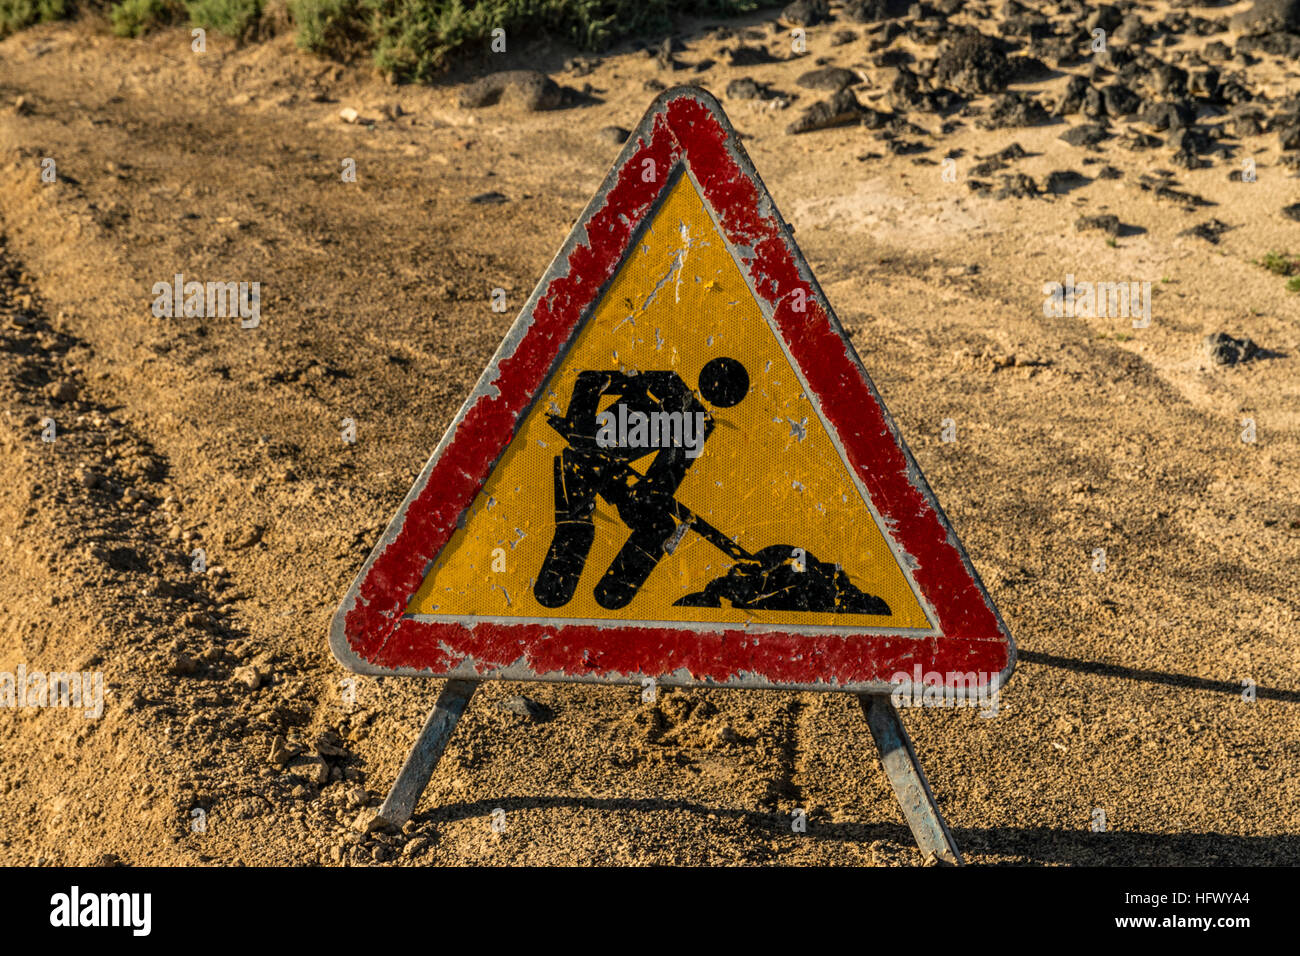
<box><xmin>331</xmin><ymin>87</ymin><xmax>1014</xmax><ymax>693</ymax></box>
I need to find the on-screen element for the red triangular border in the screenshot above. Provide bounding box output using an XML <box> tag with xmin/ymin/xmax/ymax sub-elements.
<box><xmin>330</xmin><ymin>87</ymin><xmax>1015</xmax><ymax>693</ymax></box>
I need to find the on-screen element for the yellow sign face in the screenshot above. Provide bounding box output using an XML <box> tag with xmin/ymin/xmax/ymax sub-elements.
<box><xmin>408</xmin><ymin>173</ymin><xmax>932</xmax><ymax>632</ymax></box>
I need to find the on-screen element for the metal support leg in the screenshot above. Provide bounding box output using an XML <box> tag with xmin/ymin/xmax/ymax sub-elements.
<box><xmin>373</xmin><ymin>679</ymin><xmax>477</xmax><ymax>829</ymax></box>
<box><xmin>859</xmin><ymin>694</ymin><xmax>964</xmax><ymax>866</ymax></box>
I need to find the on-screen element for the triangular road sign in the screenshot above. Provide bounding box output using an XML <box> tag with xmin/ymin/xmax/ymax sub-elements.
<box><xmin>331</xmin><ymin>87</ymin><xmax>1014</xmax><ymax>694</ymax></box>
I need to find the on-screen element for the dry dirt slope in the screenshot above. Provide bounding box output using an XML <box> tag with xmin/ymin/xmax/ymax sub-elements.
<box><xmin>0</xmin><ymin>11</ymin><xmax>1296</xmax><ymax>866</ymax></box>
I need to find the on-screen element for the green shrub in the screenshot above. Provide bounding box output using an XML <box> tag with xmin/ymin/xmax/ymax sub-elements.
<box><xmin>2</xmin><ymin>0</ymin><xmax>768</xmax><ymax>83</ymax></box>
<box><xmin>110</xmin><ymin>0</ymin><xmax>180</xmax><ymax>36</ymax></box>
<box><xmin>0</xmin><ymin>0</ymin><xmax>68</xmax><ymax>37</ymax></box>
<box><xmin>289</xmin><ymin>0</ymin><xmax>364</xmax><ymax>55</ymax></box>
<box><xmin>187</xmin><ymin>0</ymin><xmax>261</xmax><ymax>37</ymax></box>
<box><xmin>1257</xmin><ymin>251</ymin><xmax>1300</xmax><ymax>277</ymax></box>
<box><xmin>302</xmin><ymin>0</ymin><xmax>765</xmax><ymax>83</ymax></box>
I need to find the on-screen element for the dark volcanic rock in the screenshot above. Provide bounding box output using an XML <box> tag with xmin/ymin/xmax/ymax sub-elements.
<box><xmin>1238</xmin><ymin>30</ymin><xmax>1300</xmax><ymax>57</ymax></box>
<box><xmin>1075</xmin><ymin>214</ymin><xmax>1122</xmax><ymax>237</ymax></box>
<box><xmin>1203</xmin><ymin>332</ymin><xmax>1258</xmax><ymax>365</ymax></box>
<box><xmin>727</xmin><ymin>77</ymin><xmax>764</xmax><ymax>99</ymax></box>
<box><xmin>979</xmin><ymin>92</ymin><xmax>1051</xmax><ymax>128</ymax></box>
<box><xmin>1083</xmin><ymin>87</ymin><xmax>1104</xmax><ymax>119</ymax></box>
<box><xmin>1045</xmin><ymin>169</ymin><xmax>1089</xmax><ymax>193</ymax></box>
<box><xmin>1279</xmin><ymin>121</ymin><xmax>1300</xmax><ymax>151</ymax></box>
<box><xmin>1179</xmin><ymin>219</ymin><xmax>1232</xmax><ymax>243</ymax></box>
<box><xmin>1121</xmin><ymin>130</ymin><xmax>1163</xmax><ymax>150</ymax></box>
<box><xmin>1139</xmin><ymin>99</ymin><xmax>1196</xmax><ymax>132</ymax></box>
<box><xmin>1169</xmin><ymin>126</ymin><xmax>1211</xmax><ymax>154</ymax></box>
<box><xmin>786</xmin><ymin>88</ymin><xmax>864</xmax><ymax>134</ymax></box>
<box><xmin>459</xmin><ymin>70</ymin><xmax>564</xmax><ymax>111</ymax></box>
<box><xmin>495</xmin><ymin>695</ymin><xmax>553</xmax><ymax>721</ymax></box>
<box><xmin>782</xmin><ymin>0</ymin><xmax>831</xmax><ymax>25</ymax></box>
<box><xmin>728</xmin><ymin>44</ymin><xmax>780</xmax><ymax>66</ymax></box>
<box><xmin>1230</xmin><ymin>104</ymin><xmax>1268</xmax><ymax>137</ymax></box>
<box><xmin>1188</xmin><ymin>68</ymin><xmax>1220</xmax><ymax>100</ymax></box>
<box><xmin>1086</xmin><ymin>4</ymin><xmax>1124</xmax><ymax>34</ymax></box>
<box><xmin>1230</xmin><ymin>0</ymin><xmax>1300</xmax><ymax>34</ymax></box>
<box><xmin>1101</xmin><ymin>83</ymin><xmax>1140</xmax><ymax>117</ymax></box>
<box><xmin>843</xmin><ymin>0</ymin><xmax>900</xmax><ymax>20</ymax></box>
<box><xmin>1060</xmin><ymin>123</ymin><xmax>1111</xmax><ymax>147</ymax></box>
<box><xmin>1055</xmin><ymin>75</ymin><xmax>1089</xmax><ymax>116</ymax></box>
<box><xmin>1147</xmin><ymin>62</ymin><xmax>1189</xmax><ymax>97</ymax></box>
<box><xmin>796</xmin><ymin>66</ymin><xmax>858</xmax><ymax>91</ymax></box>
<box><xmin>1010</xmin><ymin>54</ymin><xmax>1052</xmax><ymax>82</ymax></box>
<box><xmin>1282</xmin><ymin>203</ymin><xmax>1300</xmax><ymax>222</ymax></box>
<box><xmin>935</xmin><ymin>33</ymin><xmax>1013</xmax><ymax>94</ymax></box>
<box><xmin>994</xmin><ymin>173</ymin><xmax>1039</xmax><ymax>199</ymax></box>
<box><xmin>986</xmin><ymin>142</ymin><xmax>1028</xmax><ymax>162</ymax></box>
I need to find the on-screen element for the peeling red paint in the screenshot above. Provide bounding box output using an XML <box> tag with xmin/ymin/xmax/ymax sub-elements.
<box><xmin>332</xmin><ymin>88</ymin><xmax>1014</xmax><ymax>691</ymax></box>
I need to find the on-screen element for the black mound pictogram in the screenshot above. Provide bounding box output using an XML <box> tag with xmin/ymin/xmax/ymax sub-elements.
<box><xmin>675</xmin><ymin>545</ymin><xmax>890</xmax><ymax>615</ymax></box>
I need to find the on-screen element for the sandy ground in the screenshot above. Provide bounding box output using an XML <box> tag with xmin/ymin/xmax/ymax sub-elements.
<box><xmin>0</xmin><ymin>4</ymin><xmax>1296</xmax><ymax>866</ymax></box>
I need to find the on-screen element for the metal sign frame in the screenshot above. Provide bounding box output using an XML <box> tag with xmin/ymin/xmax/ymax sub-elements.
<box><xmin>331</xmin><ymin>86</ymin><xmax>1020</xmax><ymax>866</ymax></box>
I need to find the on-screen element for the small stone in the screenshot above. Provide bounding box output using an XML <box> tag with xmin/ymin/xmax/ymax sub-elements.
<box><xmin>843</xmin><ymin>0</ymin><xmax>891</xmax><ymax>22</ymax></box>
<box><xmin>1179</xmin><ymin>219</ymin><xmax>1232</xmax><ymax>244</ymax></box>
<box><xmin>403</xmin><ymin>836</ymin><xmax>432</xmax><ymax>858</ymax></box>
<box><xmin>1100</xmin><ymin>83</ymin><xmax>1139</xmax><ymax>117</ymax></box>
<box><xmin>781</xmin><ymin>0</ymin><xmax>830</xmax><ymax>25</ymax></box>
<box><xmin>345</xmin><ymin>786</ymin><xmax>369</xmax><ymax>810</ymax></box>
<box><xmin>467</xmin><ymin>191</ymin><xmax>508</xmax><ymax>204</ymax></box>
<box><xmin>353</xmin><ymin>809</ymin><xmax>392</xmax><ymax>834</ymax></box>
<box><xmin>458</xmin><ymin>71</ymin><xmax>563</xmax><ymax>111</ymax></box>
<box><xmin>268</xmin><ymin>735</ymin><xmax>294</xmax><ymax>766</ymax></box>
<box><xmin>1060</xmin><ymin>123</ymin><xmax>1110</xmax><ymax>147</ymax></box>
<box><xmin>338</xmin><ymin>107</ymin><xmax>360</xmax><ymax>123</ymax></box>
<box><xmin>795</xmin><ymin>66</ymin><xmax>857</xmax><ymax>92</ymax></box>
<box><xmin>597</xmin><ymin>125</ymin><xmax>630</xmax><ymax>145</ymax></box>
<box><xmin>727</xmin><ymin>44</ymin><xmax>779</xmax><ymax>67</ymax></box>
<box><xmin>979</xmin><ymin>92</ymin><xmax>1049</xmax><ymax>129</ymax></box>
<box><xmin>786</xmin><ymin>88</ymin><xmax>864</xmax><ymax>135</ymax></box>
<box><xmin>1279</xmin><ymin>122</ymin><xmax>1300</xmax><ymax>152</ymax></box>
<box><xmin>1203</xmin><ymin>332</ymin><xmax>1258</xmax><ymax>366</ymax></box>
<box><xmin>495</xmin><ymin>695</ymin><xmax>552</xmax><ymax>721</ymax></box>
<box><xmin>288</xmin><ymin>756</ymin><xmax>331</xmax><ymax>786</ymax></box>
<box><xmin>993</xmin><ymin>173</ymin><xmax>1038</xmax><ymax>200</ymax></box>
<box><xmin>1281</xmin><ymin>203</ymin><xmax>1300</xmax><ymax>222</ymax></box>
<box><xmin>228</xmin><ymin>524</ymin><xmax>264</xmax><ymax>550</ymax></box>
<box><xmin>311</xmin><ymin>729</ymin><xmax>348</xmax><ymax>757</ymax></box>
<box><xmin>1044</xmin><ymin>170</ymin><xmax>1087</xmax><ymax>194</ymax></box>
<box><xmin>1075</xmin><ymin>214</ymin><xmax>1122</xmax><ymax>237</ymax></box>
<box><xmin>44</xmin><ymin>380</ymin><xmax>78</xmax><ymax>403</ymax></box>
<box><xmin>233</xmin><ymin>665</ymin><xmax>262</xmax><ymax>689</ymax></box>
<box><xmin>564</xmin><ymin>56</ymin><xmax>600</xmax><ymax>76</ymax></box>
<box><xmin>167</xmin><ymin>651</ymin><xmax>199</xmax><ymax>676</ymax></box>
